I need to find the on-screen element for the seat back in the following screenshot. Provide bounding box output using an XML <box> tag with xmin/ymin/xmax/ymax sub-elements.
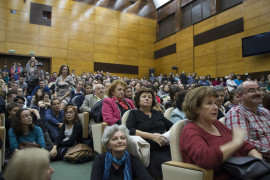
<box><xmin>164</xmin><ymin>107</ymin><xmax>174</xmax><ymax>120</ymax></box>
<box><xmin>0</xmin><ymin>113</ymin><xmax>5</xmax><ymax>126</ymax></box>
<box><xmin>78</xmin><ymin>112</ymin><xmax>90</xmax><ymax>139</ymax></box>
<box><xmin>170</xmin><ymin>119</ymin><xmax>189</xmax><ymax>162</ymax></box>
<box><xmin>92</xmin><ymin>122</ymin><xmax>107</xmax><ymax>154</ymax></box>
<box><xmin>121</xmin><ymin>110</ymin><xmax>131</xmax><ymax>126</ymax></box>
<box><xmin>219</xmin><ymin>117</ymin><xmax>225</xmax><ymax>125</ymax></box>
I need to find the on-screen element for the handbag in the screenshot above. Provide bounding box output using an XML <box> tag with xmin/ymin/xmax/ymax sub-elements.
<box><xmin>64</xmin><ymin>143</ymin><xmax>94</xmax><ymax>163</ymax></box>
<box><xmin>223</xmin><ymin>156</ymin><xmax>270</xmax><ymax>180</ymax></box>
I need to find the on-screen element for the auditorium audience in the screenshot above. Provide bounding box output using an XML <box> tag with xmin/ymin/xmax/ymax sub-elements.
<box><xmin>126</xmin><ymin>88</ymin><xmax>172</xmax><ymax>179</ymax></box>
<box><xmin>180</xmin><ymin>86</ymin><xmax>262</xmax><ymax>180</ymax></box>
<box><xmin>2</xmin><ymin>58</ymin><xmax>270</xmax><ymax>179</ymax></box>
<box><xmin>102</xmin><ymin>80</ymin><xmax>135</xmax><ymax>125</ymax></box>
<box><xmin>91</xmin><ymin>124</ymin><xmax>153</xmax><ymax>180</ymax></box>
<box><xmin>225</xmin><ymin>81</ymin><xmax>270</xmax><ymax>161</ymax></box>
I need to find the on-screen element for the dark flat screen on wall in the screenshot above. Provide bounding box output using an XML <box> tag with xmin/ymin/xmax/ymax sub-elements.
<box><xmin>242</xmin><ymin>32</ymin><xmax>270</xmax><ymax>57</ymax></box>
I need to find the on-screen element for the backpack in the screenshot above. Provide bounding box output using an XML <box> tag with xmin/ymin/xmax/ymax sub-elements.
<box><xmin>90</xmin><ymin>100</ymin><xmax>103</xmax><ymax>123</ymax></box>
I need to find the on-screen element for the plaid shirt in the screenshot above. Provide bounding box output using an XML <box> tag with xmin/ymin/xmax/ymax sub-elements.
<box><xmin>225</xmin><ymin>104</ymin><xmax>270</xmax><ymax>154</ymax></box>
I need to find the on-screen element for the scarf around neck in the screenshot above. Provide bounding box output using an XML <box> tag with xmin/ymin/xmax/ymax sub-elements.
<box><xmin>103</xmin><ymin>151</ymin><xmax>132</xmax><ymax>180</ymax></box>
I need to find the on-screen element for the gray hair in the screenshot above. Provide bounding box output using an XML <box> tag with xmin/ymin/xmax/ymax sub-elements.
<box><xmin>101</xmin><ymin>124</ymin><xmax>129</xmax><ymax>150</ymax></box>
<box><xmin>93</xmin><ymin>84</ymin><xmax>104</xmax><ymax>91</ymax></box>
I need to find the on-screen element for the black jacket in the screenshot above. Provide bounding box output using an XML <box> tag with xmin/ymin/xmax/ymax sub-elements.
<box><xmin>56</xmin><ymin>121</ymin><xmax>83</xmax><ymax>147</ymax></box>
<box><xmin>91</xmin><ymin>153</ymin><xmax>153</xmax><ymax>180</ymax></box>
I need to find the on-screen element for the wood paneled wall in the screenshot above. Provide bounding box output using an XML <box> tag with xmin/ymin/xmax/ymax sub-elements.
<box><xmin>154</xmin><ymin>0</ymin><xmax>270</xmax><ymax>77</ymax></box>
<box><xmin>0</xmin><ymin>0</ymin><xmax>156</xmax><ymax>77</ymax></box>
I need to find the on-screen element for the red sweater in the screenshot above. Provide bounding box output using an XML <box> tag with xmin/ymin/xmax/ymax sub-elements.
<box><xmin>180</xmin><ymin>120</ymin><xmax>255</xmax><ymax>180</ymax></box>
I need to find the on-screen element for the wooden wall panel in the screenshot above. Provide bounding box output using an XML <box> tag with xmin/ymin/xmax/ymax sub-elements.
<box><xmin>155</xmin><ymin>0</ymin><xmax>270</xmax><ymax>77</ymax></box>
<box><xmin>1</xmin><ymin>0</ymin><xmax>156</xmax><ymax>77</ymax></box>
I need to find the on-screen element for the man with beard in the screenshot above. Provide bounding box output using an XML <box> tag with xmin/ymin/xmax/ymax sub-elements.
<box><xmin>225</xmin><ymin>81</ymin><xmax>270</xmax><ymax>160</ymax></box>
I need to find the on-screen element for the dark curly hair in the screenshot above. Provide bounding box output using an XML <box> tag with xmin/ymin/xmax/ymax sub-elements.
<box><xmin>58</xmin><ymin>65</ymin><xmax>70</xmax><ymax>77</ymax></box>
<box><xmin>12</xmin><ymin>108</ymin><xmax>34</xmax><ymax>137</ymax></box>
<box><xmin>134</xmin><ymin>88</ymin><xmax>156</xmax><ymax>109</ymax></box>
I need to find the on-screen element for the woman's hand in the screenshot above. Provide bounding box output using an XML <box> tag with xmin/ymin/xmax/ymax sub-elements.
<box><xmin>220</xmin><ymin>127</ymin><xmax>247</xmax><ymax>161</ymax></box>
<box><xmin>232</xmin><ymin>127</ymin><xmax>246</xmax><ymax>146</ymax></box>
<box><xmin>58</xmin><ymin>123</ymin><xmax>63</xmax><ymax>128</ymax></box>
<box><xmin>248</xmin><ymin>149</ymin><xmax>263</xmax><ymax>159</ymax></box>
<box><xmin>152</xmin><ymin>133</ymin><xmax>168</xmax><ymax>147</ymax></box>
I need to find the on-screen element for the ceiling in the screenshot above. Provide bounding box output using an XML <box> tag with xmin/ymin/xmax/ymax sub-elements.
<box><xmin>74</xmin><ymin>0</ymin><xmax>157</xmax><ymax>19</ymax></box>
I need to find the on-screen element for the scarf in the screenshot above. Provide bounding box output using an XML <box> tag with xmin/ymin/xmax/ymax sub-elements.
<box><xmin>103</xmin><ymin>151</ymin><xmax>132</xmax><ymax>180</ymax></box>
<box><xmin>113</xmin><ymin>97</ymin><xmax>130</xmax><ymax>110</ymax></box>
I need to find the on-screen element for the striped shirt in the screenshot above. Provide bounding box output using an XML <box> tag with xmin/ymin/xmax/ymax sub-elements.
<box><xmin>225</xmin><ymin>104</ymin><xmax>270</xmax><ymax>154</ymax></box>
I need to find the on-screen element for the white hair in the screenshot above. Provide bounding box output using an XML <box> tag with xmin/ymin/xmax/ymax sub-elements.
<box><xmin>101</xmin><ymin>124</ymin><xmax>129</xmax><ymax>151</ymax></box>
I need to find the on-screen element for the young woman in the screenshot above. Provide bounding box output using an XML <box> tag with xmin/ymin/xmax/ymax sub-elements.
<box><xmin>55</xmin><ymin>65</ymin><xmax>75</xmax><ymax>109</ymax></box>
<box><xmin>8</xmin><ymin>108</ymin><xmax>46</xmax><ymax>152</ymax></box>
<box><xmin>30</xmin><ymin>88</ymin><xmax>44</xmax><ymax>110</ymax></box>
<box><xmin>50</xmin><ymin>105</ymin><xmax>83</xmax><ymax>160</ymax></box>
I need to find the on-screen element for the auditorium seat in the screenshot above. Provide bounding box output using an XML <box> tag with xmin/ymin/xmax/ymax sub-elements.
<box><xmin>164</xmin><ymin>107</ymin><xmax>174</xmax><ymax>121</ymax></box>
<box><xmin>78</xmin><ymin>112</ymin><xmax>90</xmax><ymax>139</ymax></box>
<box><xmin>162</xmin><ymin>120</ymin><xmax>213</xmax><ymax>180</ymax></box>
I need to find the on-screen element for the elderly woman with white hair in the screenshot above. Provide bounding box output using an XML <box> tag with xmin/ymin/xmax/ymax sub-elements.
<box><xmin>91</xmin><ymin>124</ymin><xmax>153</xmax><ymax>180</ymax></box>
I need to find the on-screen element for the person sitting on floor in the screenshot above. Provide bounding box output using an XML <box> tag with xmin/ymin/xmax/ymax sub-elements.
<box><xmin>91</xmin><ymin>124</ymin><xmax>153</xmax><ymax>180</ymax></box>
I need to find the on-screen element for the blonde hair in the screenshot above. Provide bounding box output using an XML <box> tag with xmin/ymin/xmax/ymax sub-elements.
<box><xmin>107</xmin><ymin>80</ymin><xmax>127</xmax><ymax>98</ymax></box>
<box><xmin>182</xmin><ymin>86</ymin><xmax>216</xmax><ymax>121</ymax></box>
<box><xmin>4</xmin><ymin>148</ymin><xmax>50</xmax><ymax>180</ymax></box>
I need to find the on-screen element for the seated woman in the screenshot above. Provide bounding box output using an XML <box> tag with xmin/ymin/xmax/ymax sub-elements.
<box><xmin>180</xmin><ymin>86</ymin><xmax>264</xmax><ymax>180</ymax></box>
<box><xmin>30</xmin><ymin>88</ymin><xmax>44</xmax><ymax>110</ymax></box>
<box><xmin>50</xmin><ymin>105</ymin><xmax>83</xmax><ymax>160</ymax></box>
<box><xmin>8</xmin><ymin>108</ymin><xmax>46</xmax><ymax>152</ymax></box>
<box><xmin>91</xmin><ymin>124</ymin><xmax>153</xmax><ymax>180</ymax></box>
<box><xmin>102</xmin><ymin>80</ymin><xmax>135</xmax><ymax>125</ymax></box>
<box><xmin>126</xmin><ymin>88</ymin><xmax>172</xmax><ymax>179</ymax></box>
<box><xmin>3</xmin><ymin>148</ymin><xmax>54</xmax><ymax>180</ymax></box>
<box><xmin>170</xmin><ymin>90</ymin><xmax>187</xmax><ymax>123</ymax></box>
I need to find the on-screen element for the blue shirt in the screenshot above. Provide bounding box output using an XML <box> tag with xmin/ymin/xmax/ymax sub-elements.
<box><xmin>170</xmin><ymin>108</ymin><xmax>186</xmax><ymax>124</ymax></box>
<box><xmin>8</xmin><ymin>125</ymin><xmax>45</xmax><ymax>151</ymax></box>
<box><xmin>44</xmin><ymin>108</ymin><xmax>64</xmax><ymax>126</ymax></box>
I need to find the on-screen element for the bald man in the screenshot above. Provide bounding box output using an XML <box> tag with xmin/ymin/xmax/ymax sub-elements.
<box><xmin>225</xmin><ymin>80</ymin><xmax>270</xmax><ymax>160</ymax></box>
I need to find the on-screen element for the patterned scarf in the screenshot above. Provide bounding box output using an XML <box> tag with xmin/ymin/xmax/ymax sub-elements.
<box><xmin>113</xmin><ymin>97</ymin><xmax>130</xmax><ymax>110</ymax></box>
<box><xmin>103</xmin><ymin>151</ymin><xmax>132</xmax><ymax>180</ymax></box>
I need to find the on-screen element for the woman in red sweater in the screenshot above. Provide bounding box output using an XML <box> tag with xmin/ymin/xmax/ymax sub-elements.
<box><xmin>179</xmin><ymin>86</ymin><xmax>262</xmax><ymax>180</ymax></box>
